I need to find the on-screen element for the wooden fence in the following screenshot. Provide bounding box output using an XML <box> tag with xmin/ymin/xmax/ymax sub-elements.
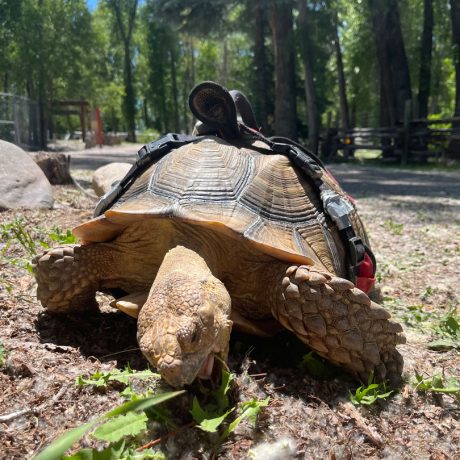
<box><xmin>321</xmin><ymin>108</ymin><xmax>460</xmax><ymax>164</ymax></box>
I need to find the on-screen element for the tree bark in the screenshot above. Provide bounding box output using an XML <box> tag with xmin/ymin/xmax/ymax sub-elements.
<box><xmin>253</xmin><ymin>0</ymin><xmax>270</xmax><ymax>134</ymax></box>
<box><xmin>368</xmin><ymin>0</ymin><xmax>412</xmax><ymax>125</ymax></box>
<box><xmin>449</xmin><ymin>0</ymin><xmax>460</xmax><ymax>156</ymax></box>
<box><xmin>297</xmin><ymin>0</ymin><xmax>319</xmax><ymax>153</ymax></box>
<box><xmin>333</xmin><ymin>12</ymin><xmax>350</xmax><ymax>130</ymax></box>
<box><xmin>30</xmin><ymin>152</ymin><xmax>72</xmax><ymax>185</ymax></box>
<box><xmin>417</xmin><ymin>0</ymin><xmax>433</xmax><ymax>119</ymax></box>
<box><xmin>109</xmin><ymin>0</ymin><xmax>138</xmax><ymax>142</ymax></box>
<box><xmin>170</xmin><ymin>44</ymin><xmax>180</xmax><ymax>133</ymax></box>
<box><xmin>270</xmin><ymin>1</ymin><xmax>297</xmax><ymax>140</ymax></box>
<box><xmin>450</xmin><ymin>0</ymin><xmax>460</xmax><ymax>119</ymax></box>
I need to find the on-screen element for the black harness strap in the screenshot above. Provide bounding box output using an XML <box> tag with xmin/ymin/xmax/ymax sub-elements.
<box><xmin>93</xmin><ymin>133</ymin><xmax>201</xmax><ymax>217</ymax></box>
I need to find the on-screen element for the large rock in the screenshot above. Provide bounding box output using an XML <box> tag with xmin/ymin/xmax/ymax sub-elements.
<box><xmin>92</xmin><ymin>162</ymin><xmax>132</xmax><ymax>197</ymax></box>
<box><xmin>0</xmin><ymin>140</ymin><xmax>54</xmax><ymax>210</ymax></box>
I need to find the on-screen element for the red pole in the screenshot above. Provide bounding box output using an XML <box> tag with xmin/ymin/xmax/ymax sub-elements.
<box><xmin>96</xmin><ymin>107</ymin><xmax>103</xmax><ymax>147</ymax></box>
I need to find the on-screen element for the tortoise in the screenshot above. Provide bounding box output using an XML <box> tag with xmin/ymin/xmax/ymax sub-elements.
<box><xmin>32</xmin><ymin>85</ymin><xmax>405</xmax><ymax>388</ymax></box>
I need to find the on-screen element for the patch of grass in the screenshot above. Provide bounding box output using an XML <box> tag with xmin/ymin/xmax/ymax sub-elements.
<box><xmin>383</xmin><ymin>219</ymin><xmax>404</xmax><ymax>236</ymax></box>
<box><xmin>0</xmin><ymin>342</ymin><xmax>6</xmax><ymax>367</ymax></box>
<box><xmin>190</xmin><ymin>370</ymin><xmax>269</xmax><ymax>439</ymax></box>
<box><xmin>428</xmin><ymin>309</ymin><xmax>460</xmax><ymax>350</ymax></box>
<box><xmin>420</xmin><ymin>286</ymin><xmax>436</xmax><ymax>301</ymax></box>
<box><xmin>76</xmin><ymin>365</ymin><xmax>160</xmax><ymax>389</ymax></box>
<box><xmin>40</xmin><ymin>369</ymin><xmax>270</xmax><ymax>458</ymax></box>
<box><xmin>349</xmin><ymin>375</ymin><xmax>393</xmax><ymax>406</ymax></box>
<box><xmin>401</xmin><ymin>305</ymin><xmax>434</xmax><ymax>328</ymax></box>
<box><xmin>0</xmin><ymin>219</ymin><xmax>77</xmax><ymax>277</ymax></box>
<box><xmin>412</xmin><ymin>372</ymin><xmax>460</xmax><ymax>403</ymax></box>
<box><xmin>34</xmin><ymin>390</ymin><xmax>184</xmax><ymax>460</ymax></box>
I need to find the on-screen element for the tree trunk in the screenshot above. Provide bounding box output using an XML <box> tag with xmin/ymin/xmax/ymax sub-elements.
<box><xmin>30</xmin><ymin>152</ymin><xmax>72</xmax><ymax>185</ymax></box>
<box><xmin>450</xmin><ymin>0</ymin><xmax>460</xmax><ymax>119</ymax></box>
<box><xmin>270</xmin><ymin>1</ymin><xmax>297</xmax><ymax>140</ymax></box>
<box><xmin>170</xmin><ymin>45</ymin><xmax>180</xmax><ymax>133</ymax></box>
<box><xmin>368</xmin><ymin>0</ymin><xmax>412</xmax><ymax>125</ymax></box>
<box><xmin>333</xmin><ymin>14</ymin><xmax>350</xmax><ymax>130</ymax></box>
<box><xmin>417</xmin><ymin>0</ymin><xmax>433</xmax><ymax>119</ymax></box>
<box><xmin>253</xmin><ymin>0</ymin><xmax>270</xmax><ymax>134</ymax></box>
<box><xmin>297</xmin><ymin>0</ymin><xmax>319</xmax><ymax>153</ymax></box>
<box><xmin>109</xmin><ymin>0</ymin><xmax>138</xmax><ymax>142</ymax></box>
<box><xmin>449</xmin><ymin>0</ymin><xmax>460</xmax><ymax>156</ymax></box>
<box><xmin>124</xmin><ymin>45</ymin><xmax>136</xmax><ymax>142</ymax></box>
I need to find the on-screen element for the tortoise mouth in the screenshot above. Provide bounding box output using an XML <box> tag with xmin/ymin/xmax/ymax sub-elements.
<box><xmin>198</xmin><ymin>354</ymin><xmax>215</xmax><ymax>379</ymax></box>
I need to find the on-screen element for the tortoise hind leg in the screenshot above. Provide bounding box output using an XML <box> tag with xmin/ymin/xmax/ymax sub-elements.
<box><xmin>273</xmin><ymin>264</ymin><xmax>405</xmax><ymax>385</ymax></box>
<box><xmin>32</xmin><ymin>244</ymin><xmax>106</xmax><ymax>313</ymax></box>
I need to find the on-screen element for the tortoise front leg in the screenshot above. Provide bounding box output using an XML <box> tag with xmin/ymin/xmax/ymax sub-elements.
<box><xmin>32</xmin><ymin>244</ymin><xmax>109</xmax><ymax>313</ymax></box>
<box><xmin>272</xmin><ymin>264</ymin><xmax>406</xmax><ymax>384</ymax></box>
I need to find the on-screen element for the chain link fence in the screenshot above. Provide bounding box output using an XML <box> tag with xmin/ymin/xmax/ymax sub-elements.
<box><xmin>0</xmin><ymin>93</ymin><xmax>41</xmax><ymax>149</ymax></box>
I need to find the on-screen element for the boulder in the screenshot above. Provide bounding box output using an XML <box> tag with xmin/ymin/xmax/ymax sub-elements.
<box><xmin>92</xmin><ymin>162</ymin><xmax>132</xmax><ymax>197</ymax></box>
<box><xmin>0</xmin><ymin>140</ymin><xmax>54</xmax><ymax>210</ymax></box>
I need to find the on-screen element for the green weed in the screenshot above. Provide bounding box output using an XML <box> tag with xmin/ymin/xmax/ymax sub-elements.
<box><xmin>298</xmin><ymin>351</ymin><xmax>334</xmax><ymax>379</ymax></box>
<box><xmin>0</xmin><ymin>342</ymin><xmax>6</xmax><ymax>367</ymax></box>
<box><xmin>383</xmin><ymin>219</ymin><xmax>404</xmax><ymax>236</ymax></box>
<box><xmin>34</xmin><ymin>391</ymin><xmax>184</xmax><ymax>460</ymax></box>
<box><xmin>349</xmin><ymin>375</ymin><xmax>393</xmax><ymax>406</ymax></box>
<box><xmin>40</xmin><ymin>368</ymin><xmax>270</xmax><ymax>458</ymax></box>
<box><xmin>76</xmin><ymin>365</ymin><xmax>160</xmax><ymax>388</ymax></box>
<box><xmin>0</xmin><ymin>219</ymin><xmax>77</xmax><ymax>277</ymax></box>
<box><xmin>401</xmin><ymin>305</ymin><xmax>433</xmax><ymax>327</ymax></box>
<box><xmin>412</xmin><ymin>372</ymin><xmax>460</xmax><ymax>403</ymax></box>
<box><xmin>190</xmin><ymin>370</ymin><xmax>269</xmax><ymax>439</ymax></box>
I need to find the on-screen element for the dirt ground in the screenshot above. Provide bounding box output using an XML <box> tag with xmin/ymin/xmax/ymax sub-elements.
<box><xmin>0</xmin><ymin>147</ymin><xmax>459</xmax><ymax>459</ymax></box>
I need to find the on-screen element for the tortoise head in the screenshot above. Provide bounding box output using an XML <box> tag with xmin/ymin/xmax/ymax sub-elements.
<box><xmin>137</xmin><ymin>269</ymin><xmax>232</xmax><ymax>387</ymax></box>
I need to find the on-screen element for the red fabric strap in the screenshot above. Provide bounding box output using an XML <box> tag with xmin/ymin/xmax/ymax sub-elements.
<box><xmin>356</xmin><ymin>252</ymin><xmax>375</xmax><ymax>293</ymax></box>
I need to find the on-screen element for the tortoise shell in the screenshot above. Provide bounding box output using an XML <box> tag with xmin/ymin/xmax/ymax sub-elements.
<box><xmin>74</xmin><ymin>136</ymin><xmax>368</xmax><ymax>276</ymax></box>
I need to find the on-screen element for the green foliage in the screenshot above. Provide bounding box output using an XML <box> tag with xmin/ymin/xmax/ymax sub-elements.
<box><xmin>33</xmin><ymin>391</ymin><xmax>185</xmax><ymax>460</ymax></box>
<box><xmin>383</xmin><ymin>219</ymin><xmax>404</xmax><ymax>236</ymax></box>
<box><xmin>190</xmin><ymin>370</ymin><xmax>269</xmax><ymax>439</ymax></box>
<box><xmin>349</xmin><ymin>375</ymin><xmax>393</xmax><ymax>406</ymax></box>
<box><xmin>412</xmin><ymin>372</ymin><xmax>460</xmax><ymax>403</ymax></box>
<box><xmin>401</xmin><ymin>305</ymin><xmax>433</xmax><ymax>327</ymax></box>
<box><xmin>0</xmin><ymin>342</ymin><xmax>6</xmax><ymax>367</ymax></box>
<box><xmin>298</xmin><ymin>351</ymin><xmax>334</xmax><ymax>379</ymax></box>
<box><xmin>0</xmin><ymin>219</ymin><xmax>78</xmax><ymax>276</ymax></box>
<box><xmin>429</xmin><ymin>309</ymin><xmax>460</xmax><ymax>350</ymax></box>
<box><xmin>76</xmin><ymin>366</ymin><xmax>160</xmax><ymax>388</ymax></box>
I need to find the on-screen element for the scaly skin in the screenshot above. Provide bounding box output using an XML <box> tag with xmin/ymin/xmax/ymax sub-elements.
<box><xmin>137</xmin><ymin>246</ymin><xmax>232</xmax><ymax>387</ymax></box>
<box><xmin>272</xmin><ymin>264</ymin><xmax>405</xmax><ymax>385</ymax></box>
<box><xmin>32</xmin><ymin>232</ymin><xmax>405</xmax><ymax>387</ymax></box>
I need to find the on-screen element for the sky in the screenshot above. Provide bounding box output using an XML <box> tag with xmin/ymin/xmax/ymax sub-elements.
<box><xmin>86</xmin><ymin>0</ymin><xmax>97</xmax><ymax>11</ymax></box>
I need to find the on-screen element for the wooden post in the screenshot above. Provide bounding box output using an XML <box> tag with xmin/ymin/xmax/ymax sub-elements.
<box><xmin>80</xmin><ymin>103</ymin><xmax>86</xmax><ymax>142</ymax></box>
<box><xmin>401</xmin><ymin>99</ymin><xmax>412</xmax><ymax>165</ymax></box>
